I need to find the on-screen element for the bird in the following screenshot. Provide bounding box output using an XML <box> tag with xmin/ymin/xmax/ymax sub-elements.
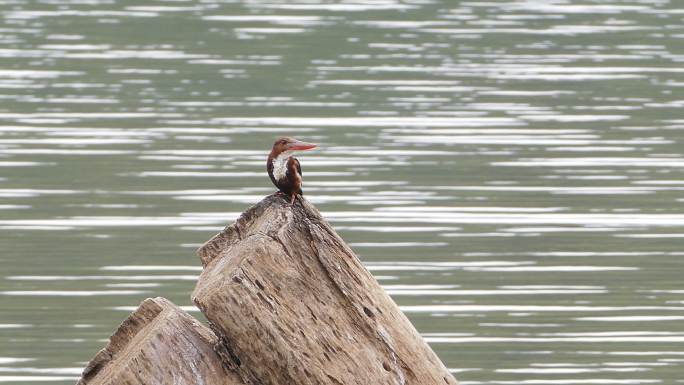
<box><xmin>267</xmin><ymin>137</ymin><xmax>317</xmax><ymax>205</ymax></box>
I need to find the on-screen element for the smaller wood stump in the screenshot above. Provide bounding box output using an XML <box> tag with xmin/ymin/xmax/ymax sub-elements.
<box><xmin>76</xmin><ymin>297</ymin><xmax>243</xmax><ymax>385</ymax></box>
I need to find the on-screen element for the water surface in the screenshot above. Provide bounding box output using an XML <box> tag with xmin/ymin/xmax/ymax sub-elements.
<box><xmin>1</xmin><ymin>0</ymin><xmax>684</xmax><ymax>384</ymax></box>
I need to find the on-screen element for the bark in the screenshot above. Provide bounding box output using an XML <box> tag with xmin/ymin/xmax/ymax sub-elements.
<box><xmin>193</xmin><ymin>194</ymin><xmax>457</xmax><ymax>385</ymax></box>
<box><xmin>76</xmin><ymin>297</ymin><xmax>243</xmax><ymax>385</ymax></box>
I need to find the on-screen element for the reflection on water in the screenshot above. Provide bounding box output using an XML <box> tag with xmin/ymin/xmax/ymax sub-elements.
<box><xmin>1</xmin><ymin>0</ymin><xmax>684</xmax><ymax>383</ymax></box>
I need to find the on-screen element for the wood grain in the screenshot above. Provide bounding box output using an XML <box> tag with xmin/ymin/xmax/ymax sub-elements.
<box><xmin>193</xmin><ymin>194</ymin><xmax>457</xmax><ymax>385</ymax></box>
<box><xmin>76</xmin><ymin>297</ymin><xmax>243</xmax><ymax>385</ymax></box>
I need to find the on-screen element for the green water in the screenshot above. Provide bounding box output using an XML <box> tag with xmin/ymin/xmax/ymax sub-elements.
<box><xmin>1</xmin><ymin>1</ymin><xmax>684</xmax><ymax>384</ymax></box>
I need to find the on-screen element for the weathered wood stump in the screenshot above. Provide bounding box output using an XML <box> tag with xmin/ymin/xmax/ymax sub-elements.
<box><xmin>193</xmin><ymin>194</ymin><xmax>457</xmax><ymax>385</ymax></box>
<box><xmin>76</xmin><ymin>297</ymin><xmax>243</xmax><ymax>385</ymax></box>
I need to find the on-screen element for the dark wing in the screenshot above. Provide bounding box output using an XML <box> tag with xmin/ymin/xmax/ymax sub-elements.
<box><xmin>288</xmin><ymin>157</ymin><xmax>303</xmax><ymax>195</ymax></box>
<box><xmin>294</xmin><ymin>157</ymin><xmax>302</xmax><ymax>177</ymax></box>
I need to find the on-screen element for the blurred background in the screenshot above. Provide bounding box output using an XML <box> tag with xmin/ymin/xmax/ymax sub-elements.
<box><xmin>1</xmin><ymin>0</ymin><xmax>684</xmax><ymax>384</ymax></box>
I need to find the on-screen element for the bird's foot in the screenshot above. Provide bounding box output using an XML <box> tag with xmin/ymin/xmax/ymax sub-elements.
<box><xmin>290</xmin><ymin>193</ymin><xmax>296</xmax><ymax>206</ymax></box>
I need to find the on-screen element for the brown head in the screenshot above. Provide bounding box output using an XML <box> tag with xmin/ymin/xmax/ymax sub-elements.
<box><xmin>269</xmin><ymin>137</ymin><xmax>317</xmax><ymax>159</ymax></box>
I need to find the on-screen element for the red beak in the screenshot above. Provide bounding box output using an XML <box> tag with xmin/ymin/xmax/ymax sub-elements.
<box><xmin>287</xmin><ymin>139</ymin><xmax>317</xmax><ymax>151</ymax></box>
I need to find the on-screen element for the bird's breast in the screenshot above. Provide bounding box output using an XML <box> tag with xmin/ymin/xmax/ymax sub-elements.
<box><xmin>271</xmin><ymin>152</ymin><xmax>291</xmax><ymax>181</ymax></box>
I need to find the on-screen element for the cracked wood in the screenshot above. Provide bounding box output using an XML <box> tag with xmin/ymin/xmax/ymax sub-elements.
<box><xmin>193</xmin><ymin>194</ymin><xmax>457</xmax><ymax>385</ymax></box>
<box><xmin>76</xmin><ymin>297</ymin><xmax>244</xmax><ymax>385</ymax></box>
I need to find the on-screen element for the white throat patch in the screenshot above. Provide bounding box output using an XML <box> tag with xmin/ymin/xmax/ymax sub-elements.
<box><xmin>272</xmin><ymin>151</ymin><xmax>292</xmax><ymax>181</ymax></box>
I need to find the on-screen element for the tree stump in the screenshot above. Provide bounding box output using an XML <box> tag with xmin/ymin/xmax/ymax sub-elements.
<box><xmin>193</xmin><ymin>194</ymin><xmax>457</xmax><ymax>385</ymax></box>
<box><xmin>76</xmin><ymin>297</ymin><xmax>243</xmax><ymax>385</ymax></box>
